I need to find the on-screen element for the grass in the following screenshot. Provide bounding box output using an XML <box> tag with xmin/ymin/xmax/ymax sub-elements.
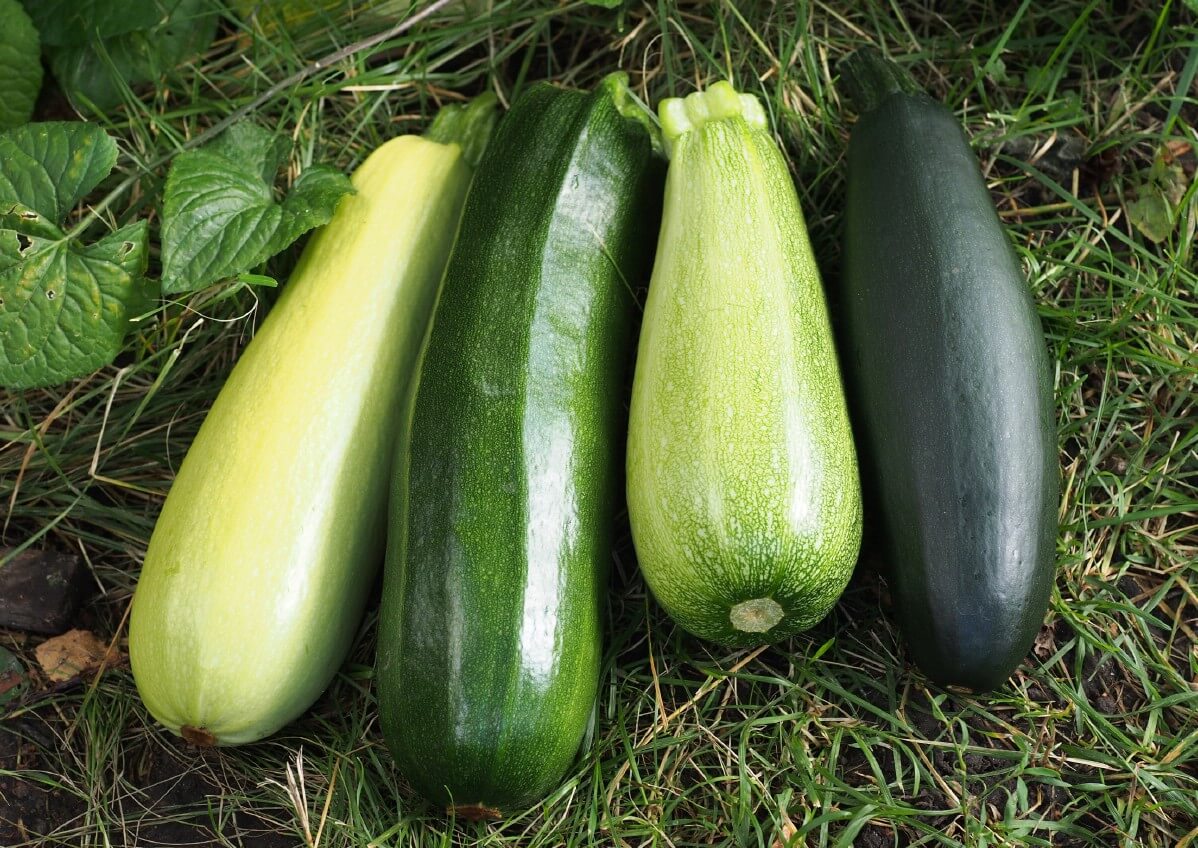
<box><xmin>1</xmin><ymin>0</ymin><xmax>1196</xmax><ymax>845</ymax></box>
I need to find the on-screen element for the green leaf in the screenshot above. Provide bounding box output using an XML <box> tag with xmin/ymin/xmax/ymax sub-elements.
<box><xmin>0</xmin><ymin>124</ymin><xmax>119</xmax><ymax>221</ymax></box>
<box><xmin>160</xmin><ymin>123</ymin><xmax>354</xmax><ymax>295</ymax></box>
<box><xmin>0</xmin><ymin>0</ymin><xmax>42</xmax><ymax>130</ymax></box>
<box><xmin>20</xmin><ymin>0</ymin><xmax>161</xmax><ymax>46</ymax></box>
<box><xmin>1128</xmin><ymin>192</ymin><xmax>1174</xmax><ymax>244</ymax></box>
<box><xmin>0</xmin><ymin>123</ymin><xmax>151</xmax><ymax>390</ymax></box>
<box><xmin>585</xmin><ymin>0</ymin><xmax>624</xmax><ymax>6</ymax></box>
<box><xmin>983</xmin><ymin>56</ymin><xmax>1009</xmax><ymax>84</ymax></box>
<box><xmin>1154</xmin><ymin>158</ymin><xmax>1188</xmax><ymax>209</ymax></box>
<box><xmin>205</xmin><ymin>122</ymin><xmax>290</xmax><ymax>184</ymax></box>
<box><xmin>44</xmin><ymin>0</ymin><xmax>217</xmax><ymax>113</ymax></box>
<box><xmin>0</xmin><ymin>645</ymin><xmax>25</xmax><ymax>707</ymax></box>
<box><xmin>1127</xmin><ymin>151</ymin><xmax>1192</xmax><ymax>244</ymax></box>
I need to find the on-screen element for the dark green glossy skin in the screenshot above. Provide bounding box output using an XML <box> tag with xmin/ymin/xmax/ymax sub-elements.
<box><xmin>377</xmin><ymin>77</ymin><xmax>661</xmax><ymax>816</ymax></box>
<box><xmin>842</xmin><ymin>84</ymin><xmax>1058</xmax><ymax>692</ymax></box>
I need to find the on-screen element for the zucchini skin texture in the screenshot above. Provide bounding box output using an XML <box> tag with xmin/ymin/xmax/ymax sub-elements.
<box><xmin>841</xmin><ymin>62</ymin><xmax>1058</xmax><ymax>692</ymax></box>
<box><xmin>129</xmin><ymin>133</ymin><xmax>478</xmax><ymax>745</ymax></box>
<box><xmin>627</xmin><ymin>83</ymin><xmax>862</xmax><ymax>647</ymax></box>
<box><xmin>377</xmin><ymin>79</ymin><xmax>661</xmax><ymax>815</ymax></box>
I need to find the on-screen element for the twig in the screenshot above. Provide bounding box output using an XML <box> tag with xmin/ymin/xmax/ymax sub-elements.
<box><xmin>67</xmin><ymin>0</ymin><xmax>457</xmax><ymax>240</ymax></box>
<box><xmin>64</xmin><ymin>599</ymin><xmax>133</xmax><ymax>747</ymax></box>
<box><xmin>88</xmin><ymin>366</ymin><xmax>130</xmax><ymax>482</ymax></box>
<box><xmin>998</xmin><ymin>194</ymin><xmax>1120</xmax><ymax>220</ymax></box>
<box><xmin>312</xmin><ymin>757</ymin><xmax>340</xmax><ymax>848</ymax></box>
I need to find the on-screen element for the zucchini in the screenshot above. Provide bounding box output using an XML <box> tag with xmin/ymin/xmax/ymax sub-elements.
<box><xmin>626</xmin><ymin>82</ymin><xmax>862</xmax><ymax>646</ymax></box>
<box><xmin>128</xmin><ymin>96</ymin><xmax>496</xmax><ymax>745</ymax></box>
<box><xmin>839</xmin><ymin>48</ymin><xmax>1058</xmax><ymax>691</ymax></box>
<box><xmin>377</xmin><ymin>74</ymin><xmax>661</xmax><ymax>818</ymax></box>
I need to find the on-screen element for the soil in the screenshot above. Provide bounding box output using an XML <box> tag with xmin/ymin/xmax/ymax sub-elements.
<box><xmin>853</xmin><ymin>822</ymin><xmax>896</xmax><ymax>847</ymax></box>
<box><xmin>0</xmin><ymin>717</ymin><xmax>85</xmax><ymax>845</ymax></box>
<box><xmin>0</xmin><ymin>715</ymin><xmax>293</xmax><ymax>847</ymax></box>
<box><xmin>123</xmin><ymin>738</ymin><xmax>295</xmax><ymax>848</ymax></box>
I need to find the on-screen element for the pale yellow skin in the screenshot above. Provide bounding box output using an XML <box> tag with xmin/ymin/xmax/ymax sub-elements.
<box><xmin>627</xmin><ymin>84</ymin><xmax>862</xmax><ymax>646</ymax></box>
<box><xmin>129</xmin><ymin>136</ymin><xmax>471</xmax><ymax>744</ymax></box>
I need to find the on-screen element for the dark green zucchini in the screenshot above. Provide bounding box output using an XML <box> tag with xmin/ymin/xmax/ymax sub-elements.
<box><xmin>839</xmin><ymin>49</ymin><xmax>1058</xmax><ymax>692</ymax></box>
<box><xmin>376</xmin><ymin>74</ymin><xmax>661</xmax><ymax>818</ymax></box>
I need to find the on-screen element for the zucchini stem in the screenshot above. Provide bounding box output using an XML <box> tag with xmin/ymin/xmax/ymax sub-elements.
<box><xmin>426</xmin><ymin>92</ymin><xmax>499</xmax><ymax>169</ymax></box>
<box><xmin>181</xmin><ymin>725</ymin><xmax>217</xmax><ymax>747</ymax></box>
<box><xmin>729</xmin><ymin>598</ymin><xmax>784</xmax><ymax>633</ymax></box>
<box><xmin>451</xmin><ymin>803</ymin><xmax>503</xmax><ymax>821</ymax></box>
<box><xmin>658</xmin><ymin>81</ymin><xmax>767</xmax><ymax>158</ymax></box>
<box><xmin>838</xmin><ymin>46</ymin><xmax>929</xmax><ymax>115</ymax></box>
<box><xmin>603</xmin><ymin>72</ymin><xmax>665</xmax><ymax>156</ymax></box>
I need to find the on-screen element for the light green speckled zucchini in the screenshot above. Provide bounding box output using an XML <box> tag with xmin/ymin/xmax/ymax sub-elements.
<box><xmin>627</xmin><ymin>81</ymin><xmax>861</xmax><ymax>646</ymax></box>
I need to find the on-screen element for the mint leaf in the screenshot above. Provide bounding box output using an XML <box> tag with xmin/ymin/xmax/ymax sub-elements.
<box><xmin>44</xmin><ymin>0</ymin><xmax>217</xmax><ymax>113</ymax></box>
<box><xmin>20</xmin><ymin>0</ymin><xmax>161</xmax><ymax>47</ymax></box>
<box><xmin>161</xmin><ymin>123</ymin><xmax>354</xmax><ymax>295</ymax></box>
<box><xmin>0</xmin><ymin>0</ymin><xmax>42</xmax><ymax>129</ymax></box>
<box><xmin>0</xmin><ymin>123</ymin><xmax>151</xmax><ymax>390</ymax></box>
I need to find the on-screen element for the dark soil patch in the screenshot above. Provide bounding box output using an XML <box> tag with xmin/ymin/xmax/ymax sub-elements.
<box><xmin>852</xmin><ymin>822</ymin><xmax>897</xmax><ymax>847</ymax></box>
<box><xmin>1</xmin><ymin>711</ymin><xmax>294</xmax><ymax>847</ymax></box>
<box><xmin>1081</xmin><ymin>651</ymin><xmax>1146</xmax><ymax>714</ymax></box>
<box><xmin>0</xmin><ymin>717</ymin><xmax>86</xmax><ymax>844</ymax></box>
<box><xmin>118</xmin><ymin>736</ymin><xmax>295</xmax><ymax>848</ymax></box>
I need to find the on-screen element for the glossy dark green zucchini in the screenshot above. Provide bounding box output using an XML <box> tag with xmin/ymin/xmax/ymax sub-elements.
<box><xmin>376</xmin><ymin>74</ymin><xmax>661</xmax><ymax>818</ymax></box>
<box><xmin>839</xmin><ymin>48</ymin><xmax>1058</xmax><ymax>692</ymax></box>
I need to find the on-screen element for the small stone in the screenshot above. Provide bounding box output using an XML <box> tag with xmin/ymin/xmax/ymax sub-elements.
<box><xmin>0</xmin><ymin>548</ymin><xmax>88</xmax><ymax>634</ymax></box>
